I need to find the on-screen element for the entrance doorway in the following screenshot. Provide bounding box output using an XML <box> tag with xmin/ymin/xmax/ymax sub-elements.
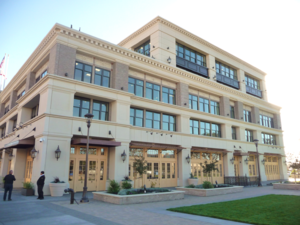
<box><xmin>265</xmin><ymin>156</ymin><xmax>280</xmax><ymax>180</ymax></box>
<box><xmin>248</xmin><ymin>155</ymin><xmax>257</xmax><ymax>177</ymax></box>
<box><xmin>191</xmin><ymin>152</ymin><xmax>224</xmax><ymax>185</ymax></box>
<box><xmin>69</xmin><ymin>146</ymin><xmax>107</xmax><ymax>192</ymax></box>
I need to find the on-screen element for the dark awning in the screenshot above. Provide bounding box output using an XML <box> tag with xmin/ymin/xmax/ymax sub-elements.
<box><xmin>130</xmin><ymin>141</ymin><xmax>185</xmax><ymax>150</ymax></box>
<box><xmin>3</xmin><ymin>139</ymin><xmax>35</xmax><ymax>149</ymax></box>
<box><xmin>233</xmin><ymin>150</ymin><xmax>249</xmax><ymax>156</ymax></box>
<box><xmin>191</xmin><ymin>147</ymin><xmax>231</xmax><ymax>153</ymax></box>
<box><xmin>71</xmin><ymin>138</ymin><xmax>121</xmax><ymax>147</ymax></box>
<box><xmin>248</xmin><ymin>151</ymin><xmax>263</xmax><ymax>155</ymax></box>
<box><xmin>264</xmin><ymin>153</ymin><xmax>286</xmax><ymax>157</ymax></box>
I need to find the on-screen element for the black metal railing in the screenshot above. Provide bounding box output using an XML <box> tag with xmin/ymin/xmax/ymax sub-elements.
<box><xmin>224</xmin><ymin>175</ymin><xmax>259</xmax><ymax>187</ymax></box>
<box><xmin>246</xmin><ymin>85</ymin><xmax>262</xmax><ymax>98</ymax></box>
<box><xmin>216</xmin><ymin>73</ymin><xmax>239</xmax><ymax>89</ymax></box>
<box><xmin>176</xmin><ymin>56</ymin><xmax>208</xmax><ymax>77</ymax></box>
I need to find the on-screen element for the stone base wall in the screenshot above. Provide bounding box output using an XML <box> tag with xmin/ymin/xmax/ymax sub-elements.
<box><xmin>273</xmin><ymin>183</ymin><xmax>300</xmax><ymax>190</ymax></box>
<box><xmin>93</xmin><ymin>190</ymin><xmax>184</xmax><ymax>204</ymax></box>
<box><xmin>176</xmin><ymin>186</ymin><xmax>243</xmax><ymax>197</ymax></box>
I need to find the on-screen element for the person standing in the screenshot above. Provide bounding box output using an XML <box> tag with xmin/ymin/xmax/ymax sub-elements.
<box><xmin>37</xmin><ymin>171</ymin><xmax>45</xmax><ymax>200</ymax></box>
<box><xmin>3</xmin><ymin>170</ymin><xmax>16</xmax><ymax>201</ymax></box>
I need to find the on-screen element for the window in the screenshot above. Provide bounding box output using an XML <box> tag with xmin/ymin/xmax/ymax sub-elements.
<box><xmin>232</xmin><ymin>127</ymin><xmax>237</xmax><ymax>140</ymax></box>
<box><xmin>261</xmin><ymin>133</ymin><xmax>276</xmax><ymax>145</ymax></box>
<box><xmin>92</xmin><ymin>101</ymin><xmax>108</xmax><ymax>121</ymax></box>
<box><xmin>73</xmin><ymin>97</ymin><xmax>90</xmax><ymax>117</ymax></box>
<box><xmin>31</xmin><ymin>105</ymin><xmax>39</xmax><ymax>119</ymax></box>
<box><xmin>146</xmin><ymin>82</ymin><xmax>160</xmax><ymax>101</ymax></box>
<box><xmin>245</xmin><ymin>130</ymin><xmax>253</xmax><ymax>142</ymax></box>
<box><xmin>17</xmin><ymin>90</ymin><xmax>25</xmax><ymax>100</ymax></box>
<box><xmin>1</xmin><ymin>127</ymin><xmax>5</xmax><ymax>138</ymax></box>
<box><xmin>146</xmin><ymin>111</ymin><xmax>160</xmax><ymax>129</ymax></box>
<box><xmin>210</xmin><ymin>101</ymin><xmax>220</xmax><ymax>115</ymax></box>
<box><xmin>189</xmin><ymin>94</ymin><xmax>198</xmax><ymax>110</ymax></box>
<box><xmin>74</xmin><ymin>62</ymin><xmax>92</xmax><ymax>83</ymax></box>
<box><xmin>200</xmin><ymin>121</ymin><xmax>211</xmax><ymax>136</ymax></box>
<box><xmin>199</xmin><ymin>97</ymin><xmax>209</xmax><ymax>113</ymax></box>
<box><xmin>202</xmin><ymin>153</ymin><xmax>210</xmax><ymax>160</ymax></box>
<box><xmin>245</xmin><ymin>75</ymin><xmax>260</xmax><ymax>90</ymax></box>
<box><xmin>196</xmin><ymin>121</ymin><xmax>221</xmax><ymax>138</ymax></box>
<box><xmin>4</xmin><ymin>106</ymin><xmax>9</xmax><ymax>115</ymax></box>
<box><xmin>191</xmin><ymin>152</ymin><xmax>200</xmax><ymax>159</ymax></box>
<box><xmin>211</xmin><ymin>123</ymin><xmax>221</xmax><ymax>137</ymax></box>
<box><xmin>129</xmin><ymin>148</ymin><xmax>143</xmax><ymax>157</ymax></box>
<box><xmin>130</xmin><ymin>108</ymin><xmax>143</xmax><ymax>127</ymax></box>
<box><xmin>230</xmin><ymin>106</ymin><xmax>235</xmax><ymax>119</ymax></box>
<box><xmin>12</xmin><ymin>120</ymin><xmax>17</xmax><ymax>131</ymax></box>
<box><xmin>243</xmin><ymin>110</ymin><xmax>251</xmax><ymax>122</ymax></box>
<box><xmin>176</xmin><ymin>43</ymin><xmax>206</xmax><ymax>67</ymax></box>
<box><xmin>70</xmin><ymin>147</ymin><xmax>75</xmax><ymax>154</ymax></box>
<box><xmin>147</xmin><ymin>150</ymin><xmax>158</xmax><ymax>158</ymax></box>
<box><xmin>134</xmin><ymin>41</ymin><xmax>150</xmax><ymax>57</ymax></box>
<box><xmin>128</xmin><ymin>77</ymin><xmax>144</xmax><ymax>97</ymax></box>
<box><xmin>162</xmin><ymin>114</ymin><xmax>176</xmax><ymax>131</ymax></box>
<box><xmin>216</xmin><ymin>62</ymin><xmax>237</xmax><ymax>80</ymax></box>
<box><xmin>190</xmin><ymin>119</ymin><xmax>199</xmax><ymax>135</ymax></box>
<box><xmin>162</xmin><ymin>87</ymin><xmax>175</xmax><ymax>105</ymax></box>
<box><xmin>162</xmin><ymin>150</ymin><xmax>175</xmax><ymax>158</ymax></box>
<box><xmin>80</xmin><ymin>148</ymin><xmax>97</xmax><ymax>155</ymax></box>
<box><xmin>35</xmin><ymin>70</ymin><xmax>47</xmax><ymax>83</ymax></box>
<box><xmin>94</xmin><ymin>68</ymin><xmax>110</xmax><ymax>87</ymax></box>
<box><xmin>260</xmin><ymin>115</ymin><xmax>274</xmax><ymax>128</ymax></box>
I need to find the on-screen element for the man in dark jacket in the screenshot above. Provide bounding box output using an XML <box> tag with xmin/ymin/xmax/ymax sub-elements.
<box><xmin>37</xmin><ymin>171</ymin><xmax>45</xmax><ymax>200</ymax></box>
<box><xmin>3</xmin><ymin>170</ymin><xmax>16</xmax><ymax>201</ymax></box>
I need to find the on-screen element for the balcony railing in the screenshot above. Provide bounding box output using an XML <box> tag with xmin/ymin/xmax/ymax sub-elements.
<box><xmin>176</xmin><ymin>56</ymin><xmax>208</xmax><ymax>77</ymax></box>
<box><xmin>216</xmin><ymin>73</ymin><xmax>239</xmax><ymax>89</ymax></box>
<box><xmin>246</xmin><ymin>85</ymin><xmax>262</xmax><ymax>98</ymax></box>
<box><xmin>224</xmin><ymin>176</ymin><xmax>259</xmax><ymax>187</ymax></box>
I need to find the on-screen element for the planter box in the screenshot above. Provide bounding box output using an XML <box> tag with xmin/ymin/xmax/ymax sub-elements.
<box><xmin>21</xmin><ymin>188</ymin><xmax>34</xmax><ymax>196</ymax></box>
<box><xmin>187</xmin><ymin>179</ymin><xmax>198</xmax><ymax>186</ymax></box>
<box><xmin>176</xmin><ymin>186</ymin><xmax>243</xmax><ymax>197</ymax></box>
<box><xmin>93</xmin><ymin>190</ymin><xmax>184</xmax><ymax>205</ymax></box>
<box><xmin>273</xmin><ymin>183</ymin><xmax>300</xmax><ymax>190</ymax></box>
<box><xmin>49</xmin><ymin>183</ymin><xmax>66</xmax><ymax>197</ymax></box>
<box><xmin>119</xmin><ymin>180</ymin><xmax>134</xmax><ymax>188</ymax></box>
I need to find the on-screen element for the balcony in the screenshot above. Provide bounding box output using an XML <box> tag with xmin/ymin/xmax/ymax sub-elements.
<box><xmin>216</xmin><ymin>73</ymin><xmax>239</xmax><ymax>89</ymax></box>
<box><xmin>176</xmin><ymin>56</ymin><xmax>208</xmax><ymax>77</ymax></box>
<box><xmin>246</xmin><ymin>85</ymin><xmax>262</xmax><ymax>98</ymax></box>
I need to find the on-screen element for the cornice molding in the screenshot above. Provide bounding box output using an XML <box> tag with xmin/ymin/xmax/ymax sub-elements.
<box><xmin>118</xmin><ymin>16</ymin><xmax>266</xmax><ymax>75</ymax></box>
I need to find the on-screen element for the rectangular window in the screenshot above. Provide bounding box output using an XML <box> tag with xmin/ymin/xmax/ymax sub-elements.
<box><xmin>147</xmin><ymin>163</ymin><xmax>152</xmax><ymax>179</ymax></box>
<box><xmin>211</xmin><ymin>123</ymin><xmax>221</xmax><ymax>137</ymax></box>
<box><xmin>162</xmin><ymin>114</ymin><xmax>176</xmax><ymax>131</ymax></box>
<box><xmin>80</xmin><ymin>148</ymin><xmax>97</xmax><ymax>155</ymax></box>
<box><xmin>1</xmin><ymin>127</ymin><xmax>5</xmax><ymax>138</ymax></box>
<box><xmin>243</xmin><ymin>110</ymin><xmax>252</xmax><ymax>122</ymax></box>
<box><xmin>146</xmin><ymin>82</ymin><xmax>160</xmax><ymax>101</ymax></box>
<box><xmin>190</xmin><ymin>119</ymin><xmax>199</xmax><ymax>135</ymax></box>
<box><xmin>134</xmin><ymin>41</ymin><xmax>150</xmax><ymax>57</ymax></box>
<box><xmin>146</xmin><ymin>111</ymin><xmax>161</xmax><ymax>129</ymax></box>
<box><xmin>245</xmin><ymin>130</ymin><xmax>253</xmax><ymax>142</ymax></box>
<box><xmin>232</xmin><ymin>127</ymin><xmax>237</xmax><ymax>140</ymax></box>
<box><xmin>162</xmin><ymin>150</ymin><xmax>175</xmax><ymax>158</ymax></box>
<box><xmin>147</xmin><ymin>150</ymin><xmax>158</xmax><ymax>158</ymax></box>
<box><xmin>260</xmin><ymin>115</ymin><xmax>274</xmax><ymax>128</ymax></box>
<box><xmin>129</xmin><ymin>148</ymin><xmax>143</xmax><ymax>157</ymax></box>
<box><xmin>189</xmin><ymin>94</ymin><xmax>198</xmax><ymax>110</ymax></box>
<box><xmin>154</xmin><ymin>163</ymin><xmax>159</xmax><ymax>178</ymax></box>
<box><xmin>167</xmin><ymin>163</ymin><xmax>170</xmax><ymax>178</ymax></box>
<box><xmin>73</xmin><ymin>97</ymin><xmax>90</xmax><ymax>117</ymax></box>
<box><xmin>130</xmin><ymin>108</ymin><xmax>143</xmax><ymax>127</ymax></box>
<box><xmin>216</xmin><ymin>62</ymin><xmax>237</xmax><ymax>80</ymax></box>
<box><xmin>17</xmin><ymin>90</ymin><xmax>25</xmax><ymax>100</ymax></box>
<box><xmin>100</xmin><ymin>161</ymin><xmax>104</xmax><ymax>180</ymax></box>
<box><xmin>70</xmin><ymin>147</ymin><xmax>75</xmax><ymax>154</ymax></box>
<box><xmin>261</xmin><ymin>133</ymin><xmax>276</xmax><ymax>145</ymax></box>
<box><xmin>35</xmin><ymin>70</ymin><xmax>47</xmax><ymax>83</ymax></box>
<box><xmin>200</xmin><ymin>121</ymin><xmax>211</xmax><ymax>136</ymax></box>
<box><xmin>4</xmin><ymin>106</ymin><xmax>9</xmax><ymax>114</ymax></box>
<box><xmin>199</xmin><ymin>97</ymin><xmax>209</xmax><ymax>113</ymax></box>
<box><xmin>75</xmin><ymin>62</ymin><xmax>92</xmax><ymax>83</ymax></box>
<box><xmin>69</xmin><ymin>160</ymin><xmax>74</xmax><ymax>181</ymax></box>
<box><xmin>92</xmin><ymin>101</ymin><xmax>108</xmax><ymax>121</ymax></box>
<box><xmin>176</xmin><ymin>43</ymin><xmax>206</xmax><ymax>67</ymax></box>
<box><xmin>31</xmin><ymin>105</ymin><xmax>39</xmax><ymax>119</ymax></box>
<box><xmin>162</xmin><ymin>87</ymin><xmax>175</xmax><ymax>105</ymax></box>
<box><xmin>230</xmin><ymin>106</ymin><xmax>235</xmax><ymax>119</ymax></box>
<box><xmin>162</xmin><ymin>163</ymin><xmax>165</xmax><ymax>179</ymax></box>
<box><xmin>172</xmin><ymin>163</ymin><xmax>175</xmax><ymax>178</ymax></box>
<box><xmin>202</xmin><ymin>153</ymin><xmax>210</xmax><ymax>160</ymax></box>
<box><xmin>94</xmin><ymin>68</ymin><xmax>110</xmax><ymax>87</ymax></box>
<box><xmin>210</xmin><ymin>101</ymin><xmax>220</xmax><ymax>115</ymax></box>
<box><xmin>128</xmin><ymin>77</ymin><xmax>144</xmax><ymax>97</ymax></box>
<box><xmin>191</xmin><ymin>152</ymin><xmax>200</xmax><ymax>159</ymax></box>
<box><xmin>245</xmin><ymin>75</ymin><xmax>260</xmax><ymax>90</ymax></box>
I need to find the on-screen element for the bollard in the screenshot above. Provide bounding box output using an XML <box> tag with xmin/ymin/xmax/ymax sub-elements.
<box><xmin>64</xmin><ymin>188</ymin><xmax>77</xmax><ymax>204</ymax></box>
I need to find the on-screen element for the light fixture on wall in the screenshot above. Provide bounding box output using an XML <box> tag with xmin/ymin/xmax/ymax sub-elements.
<box><xmin>30</xmin><ymin>147</ymin><xmax>39</xmax><ymax>160</ymax></box>
<box><xmin>227</xmin><ymin>113</ymin><xmax>229</xmax><ymax>116</ymax></box>
<box><xmin>167</xmin><ymin>47</ymin><xmax>169</xmax><ymax>49</ymax></box>
<box><xmin>261</xmin><ymin>158</ymin><xmax>266</xmax><ymax>165</ymax></box>
<box><xmin>212</xmin><ymin>66</ymin><xmax>214</xmax><ymax>69</ymax></box>
<box><xmin>153</xmin><ymin>45</ymin><xmax>155</xmax><ymax>48</ymax></box>
<box><xmin>230</xmin><ymin>157</ymin><xmax>234</xmax><ymax>164</ymax></box>
<box><xmin>8</xmin><ymin>150</ymin><xmax>14</xmax><ymax>158</ymax></box>
<box><xmin>55</xmin><ymin>145</ymin><xmax>61</xmax><ymax>161</ymax></box>
<box><xmin>121</xmin><ymin>87</ymin><xmax>124</xmax><ymax>90</ymax></box>
<box><xmin>213</xmin><ymin>76</ymin><xmax>217</xmax><ymax>81</ymax></box>
<box><xmin>244</xmin><ymin>157</ymin><xmax>249</xmax><ymax>165</ymax></box>
<box><xmin>16</xmin><ymin>135</ymin><xmax>20</xmax><ymax>138</ymax></box>
<box><xmin>65</xmin><ymin>73</ymin><xmax>68</xmax><ymax>77</ymax></box>
<box><xmin>186</xmin><ymin>154</ymin><xmax>191</xmax><ymax>164</ymax></box>
<box><xmin>121</xmin><ymin>150</ymin><xmax>127</xmax><ymax>163</ymax></box>
<box><xmin>167</xmin><ymin>57</ymin><xmax>171</xmax><ymax>64</ymax></box>
<box><xmin>283</xmin><ymin>160</ymin><xmax>287</xmax><ymax>164</ymax></box>
<box><xmin>152</xmin><ymin>56</ymin><xmax>155</xmax><ymax>59</ymax></box>
<box><xmin>78</xmin><ymin>127</ymin><xmax>81</xmax><ymax>132</ymax></box>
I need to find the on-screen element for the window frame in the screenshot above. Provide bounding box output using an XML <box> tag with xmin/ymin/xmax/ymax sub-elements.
<box><xmin>134</xmin><ymin>41</ymin><xmax>150</xmax><ymax>57</ymax></box>
<box><xmin>216</xmin><ymin>61</ymin><xmax>237</xmax><ymax>80</ymax></box>
<box><xmin>146</xmin><ymin>82</ymin><xmax>160</xmax><ymax>101</ymax></box>
<box><xmin>261</xmin><ymin>133</ymin><xmax>276</xmax><ymax>145</ymax></box>
<box><xmin>243</xmin><ymin>110</ymin><xmax>252</xmax><ymax>122</ymax></box>
<box><xmin>92</xmin><ymin>100</ymin><xmax>109</xmax><ymax>121</ymax></box>
<box><xmin>128</xmin><ymin>77</ymin><xmax>144</xmax><ymax>97</ymax></box>
<box><xmin>130</xmin><ymin>108</ymin><xmax>144</xmax><ymax>127</ymax></box>
<box><xmin>176</xmin><ymin>43</ymin><xmax>206</xmax><ymax>67</ymax></box>
<box><xmin>232</xmin><ymin>127</ymin><xmax>237</xmax><ymax>140</ymax></box>
<box><xmin>74</xmin><ymin>62</ymin><xmax>93</xmax><ymax>83</ymax></box>
<box><xmin>94</xmin><ymin>67</ymin><xmax>110</xmax><ymax>88</ymax></box>
<box><xmin>162</xmin><ymin>87</ymin><xmax>176</xmax><ymax>105</ymax></box>
<box><xmin>245</xmin><ymin>130</ymin><xmax>253</xmax><ymax>142</ymax></box>
<box><xmin>190</xmin><ymin>120</ymin><xmax>221</xmax><ymax>138</ymax></box>
<box><xmin>245</xmin><ymin>75</ymin><xmax>260</xmax><ymax>90</ymax></box>
<box><xmin>230</xmin><ymin>106</ymin><xmax>235</xmax><ymax>119</ymax></box>
<box><xmin>73</xmin><ymin>97</ymin><xmax>91</xmax><ymax>118</ymax></box>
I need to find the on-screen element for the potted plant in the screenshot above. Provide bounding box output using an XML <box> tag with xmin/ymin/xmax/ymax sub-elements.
<box><xmin>21</xmin><ymin>182</ymin><xmax>35</xmax><ymax>196</ymax></box>
<box><xmin>1</xmin><ymin>177</ymin><xmax>5</xmax><ymax>189</ymax></box>
<box><xmin>120</xmin><ymin>175</ymin><xmax>134</xmax><ymax>188</ymax></box>
<box><xmin>49</xmin><ymin>177</ymin><xmax>66</xmax><ymax>197</ymax></box>
<box><xmin>188</xmin><ymin>172</ymin><xmax>199</xmax><ymax>185</ymax></box>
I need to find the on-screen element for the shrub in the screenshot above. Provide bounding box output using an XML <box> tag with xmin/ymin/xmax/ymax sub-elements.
<box><xmin>151</xmin><ymin>181</ymin><xmax>156</xmax><ymax>188</ymax></box>
<box><xmin>190</xmin><ymin>173</ymin><xmax>196</xmax><ymax>179</ymax></box>
<box><xmin>186</xmin><ymin>184</ymin><xmax>195</xmax><ymax>188</ymax></box>
<box><xmin>51</xmin><ymin>177</ymin><xmax>65</xmax><ymax>183</ymax></box>
<box><xmin>23</xmin><ymin>182</ymin><xmax>34</xmax><ymax>189</ymax></box>
<box><xmin>121</xmin><ymin>181</ymin><xmax>132</xmax><ymax>189</ymax></box>
<box><xmin>203</xmin><ymin>181</ymin><xmax>213</xmax><ymax>189</ymax></box>
<box><xmin>107</xmin><ymin>180</ymin><xmax>120</xmax><ymax>194</ymax></box>
<box><xmin>123</xmin><ymin>175</ymin><xmax>131</xmax><ymax>181</ymax></box>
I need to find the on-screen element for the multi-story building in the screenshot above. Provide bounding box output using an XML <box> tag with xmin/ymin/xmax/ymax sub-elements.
<box><xmin>0</xmin><ymin>17</ymin><xmax>287</xmax><ymax>195</ymax></box>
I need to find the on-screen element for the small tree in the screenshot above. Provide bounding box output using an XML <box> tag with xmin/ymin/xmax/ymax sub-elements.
<box><xmin>289</xmin><ymin>159</ymin><xmax>300</xmax><ymax>184</ymax></box>
<box><xmin>132</xmin><ymin>156</ymin><xmax>148</xmax><ymax>187</ymax></box>
<box><xmin>200</xmin><ymin>155</ymin><xmax>219</xmax><ymax>182</ymax></box>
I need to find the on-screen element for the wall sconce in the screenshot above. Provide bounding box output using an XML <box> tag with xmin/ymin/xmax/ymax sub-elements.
<box><xmin>212</xmin><ymin>66</ymin><xmax>214</xmax><ymax>69</ymax></box>
<box><xmin>234</xmin><ymin>145</ymin><xmax>236</xmax><ymax>148</ymax></box>
<box><xmin>184</xmin><ymin>103</ymin><xmax>187</xmax><ymax>106</ymax></box>
<box><xmin>213</xmin><ymin>76</ymin><xmax>217</xmax><ymax>81</ymax></box>
<box><xmin>55</xmin><ymin>145</ymin><xmax>61</xmax><ymax>161</ymax></box>
<box><xmin>230</xmin><ymin>157</ymin><xmax>234</xmax><ymax>164</ymax></box>
<box><xmin>121</xmin><ymin>150</ymin><xmax>127</xmax><ymax>162</ymax></box>
<box><xmin>30</xmin><ymin>147</ymin><xmax>39</xmax><ymax>160</ymax></box>
<box><xmin>170</xmin><ymin>135</ymin><xmax>173</xmax><ymax>137</ymax></box>
<box><xmin>153</xmin><ymin>45</ymin><xmax>155</xmax><ymax>48</ymax></box>
<box><xmin>186</xmin><ymin>154</ymin><xmax>191</xmax><ymax>164</ymax></box>
<box><xmin>239</xmin><ymin>146</ymin><xmax>242</xmax><ymax>149</ymax></box>
<box><xmin>16</xmin><ymin>135</ymin><xmax>20</xmax><ymax>138</ymax></box>
<box><xmin>9</xmin><ymin>151</ymin><xmax>14</xmax><ymax>158</ymax></box>
<box><xmin>108</xmin><ymin>131</ymin><xmax>111</xmax><ymax>135</ymax></box>
<box><xmin>121</xmin><ymin>87</ymin><xmax>124</xmax><ymax>90</ymax></box>
<box><xmin>65</xmin><ymin>73</ymin><xmax>68</xmax><ymax>77</ymax></box>
<box><xmin>261</xmin><ymin>159</ymin><xmax>266</xmax><ymax>165</ymax></box>
<box><xmin>161</xmin><ymin>133</ymin><xmax>163</xmax><ymax>136</ymax></box>
<box><xmin>167</xmin><ymin>57</ymin><xmax>171</xmax><ymax>64</ymax></box>
<box><xmin>78</xmin><ymin>127</ymin><xmax>81</xmax><ymax>132</ymax></box>
<box><xmin>244</xmin><ymin>157</ymin><xmax>249</xmax><ymax>165</ymax></box>
<box><xmin>227</xmin><ymin>113</ymin><xmax>229</xmax><ymax>116</ymax></box>
<box><xmin>167</xmin><ymin>47</ymin><xmax>169</xmax><ymax>49</ymax></box>
<box><xmin>152</xmin><ymin>56</ymin><xmax>155</xmax><ymax>59</ymax></box>
<box><xmin>283</xmin><ymin>160</ymin><xmax>287</xmax><ymax>164</ymax></box>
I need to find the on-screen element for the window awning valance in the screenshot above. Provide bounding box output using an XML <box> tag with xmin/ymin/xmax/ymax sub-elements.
<box><xmin>71</xmin><ymin>138</ymin><xmax>121</xmax><ymax>147</ymax></box>
<box><xmin>191</xmin><ymin>147</ymin><xmax>231</xmax><ymax>153</ymax></box>
<box><xmin>130</xmin><ymin>141</ymin><xmax>185</xmax><ymax>150</ymax></box>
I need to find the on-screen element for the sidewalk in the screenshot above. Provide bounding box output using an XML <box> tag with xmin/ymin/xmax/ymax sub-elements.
<box><xmin>1</xmin><ymin>186</ymin><xmax>300</xmax><ymax>225</ymax></box>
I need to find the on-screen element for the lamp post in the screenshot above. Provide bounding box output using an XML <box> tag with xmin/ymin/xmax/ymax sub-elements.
<box><xmin>253</xmin><ymin>139</ymin><xmax>262</xmax><ymax>187</ymax></box>
<box><xmin>80</xmin><ymin>113</ymin><xmax>94</xmax><ymax>203</ymax></box>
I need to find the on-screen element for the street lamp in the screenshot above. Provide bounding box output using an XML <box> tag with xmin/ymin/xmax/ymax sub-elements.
<box><xmin>80</xmin><ymin>113</ymin><xmax>94</xmax><ymax>203</ymax></box>
<box><xmin>253</xmin><ymin>139</ymin><xmax>262</xmax><ymax>187</ymax></box>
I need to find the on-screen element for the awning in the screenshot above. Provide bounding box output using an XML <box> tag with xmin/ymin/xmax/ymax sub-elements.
<box><xmin>248</xmin><ymin>151</ymin><xmax>263</xmax><ymax>155</ymax></box>
<box><xmin>233</xmin><ymin>150</ymin><xmax>249</xmax><ymax>156</ymax></box>
<box><xmin>71</xmin><ymin>138</ymin><xmax>121</xmax><ymax>147</ymax></box>
<box><xmin>191</xmin><ymin>147</ymin><xmax>231</xmax><ymax>153</ymax></box>
<box><xmin>130</xmin><ymin>141</ymin><xmax>185</xmax><ymax>150</ymax></box>
<box><xmin>264</xmin><ymin>153</ymin><xmax>286</xmax><ymax>157</ymax></box>
<box><xmin>2</xmin><ymin>139</ymin><xmax>35</xmax><ymax>149</ymax></box>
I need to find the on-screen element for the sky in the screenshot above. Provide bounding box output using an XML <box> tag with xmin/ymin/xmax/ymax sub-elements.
<box><xmin>1</xmin><ymin>0</ymin><xmax>300</xmax><ymax>156</ymax></box>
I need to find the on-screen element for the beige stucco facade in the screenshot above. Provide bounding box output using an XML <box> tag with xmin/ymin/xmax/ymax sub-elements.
<box><xmin>0</xmin><ymin>17</ymin><xmax>287</xmax><ymax>195</ymax></box>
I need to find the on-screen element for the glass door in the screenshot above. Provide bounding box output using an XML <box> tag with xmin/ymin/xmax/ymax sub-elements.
<box><xmin>76</xmin><ymin>160</ymin><xmax>86</xmax><ymax>192</ymax></box>
<box><xmin>87</xmin><ymin>160</ymin><xmax>97</xmax><ymax>191</ymax></box>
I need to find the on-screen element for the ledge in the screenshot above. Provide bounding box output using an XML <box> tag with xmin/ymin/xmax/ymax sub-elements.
<box><xmin>273</xmin><ymin>183</ymin><xmax>300</xmax><ymax>190</ymax></box>
<box><xmin>176</xmin><ymin>186</ymin><xmax>243</xmax><ymax>196</ymax></box>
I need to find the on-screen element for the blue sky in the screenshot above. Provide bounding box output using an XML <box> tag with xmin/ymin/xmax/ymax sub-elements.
<box><xmin>1</xmin><ymin>0</ymin><xmax>300</xmax><ymax>156</ymax></box>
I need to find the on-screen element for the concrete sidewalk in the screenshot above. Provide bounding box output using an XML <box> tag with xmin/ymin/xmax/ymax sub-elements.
<box><xmin>1</xmin><ymin>186</ymin><xmax>300</xmax><ymax>225</ymax></box>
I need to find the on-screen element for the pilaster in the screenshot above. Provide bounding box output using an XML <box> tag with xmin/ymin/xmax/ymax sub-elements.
<box><xmin>111</xmin><ymin>62</ymin><xmax>129</xmax><ymax>91</ymax></box>
<box><xmin>238</xmin><ymin>69</ymin><xmax>246</xmax><ymax>93</ymax></box>
<box><xmin>206</xmin><ymin>55</ymin><xmax>216</xmax><ymax>81</ymax></box>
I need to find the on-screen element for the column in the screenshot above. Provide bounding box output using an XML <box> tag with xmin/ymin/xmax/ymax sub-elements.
<box><xmin>260</xmin><ymin>156</ymin><xmax>267</xmax><ymax>182</ymax></box>
<box><xmin>273</xmin><ymin>114</ymin><xmax>282</xmax><ymax>130</ymax></box>
<box><xmin>223</xmin><ymin>124</ymin><xmax>232</xmax><ymax>139</ymax></box>
<box><xmin>0</xmin><ymin>150</ymin><xmax>9</xmax><ymax>178</ymax></box>
<box><xmin>224</xmin><ymin>152</ymin><xmax>234</xmax><ymax>176</ymax></box>
<box><xmin>251</xmin><ymin>106</ymin><xmax>260</xmax><ymax>125</ymax></box>
<box><xmin>220</xmin><ymin>96</ymin><xmax>230</xmax><ymax>117</ymax></box>
<box><xmin>279</xmin><ymin>157</ymin><xmax>288</xmax><ymax>180</ymax></box>
<box><xmin>238</xmin><ymin>69</ymin><xmax>246</xmax><ymax>93</ymax></box>
<box><xmin>234</xmin><ymin>101</ymin><xmax>244</xmax><ymax>121</ymax></box>
<box><xmin>176</xmin><ymin>82</ymin><xmax>189</xmax><ymax>108</ymax></box>
<box><xmin>25</xmin><ymin>72</ymin><xmax>36</xmax><ymax>92</ymax></box>
<box><xmin>177</xmin><ymin>114</ymin><xmax>190</xmax><ymax>134</ymax></box>
<box><xmin>9</xmin><ymin>91</ymin><xmax>17</xmax><ymax>109</ymax></box>
<box><xmin>206</xmin><ymin>55</ymin><xmax>216</xmax><ymax>81</ymax></box>
<box><xmin>111</xmin><ymin>61</ymin><xmax>129</xmax><ymax>91</ymax></box>
<box><xmin>177</xmin><ymin>148</ymin><xmax>191</xmax><ymax>187</ymax></box>
<box><xmin>10</xmin><ymin>148</ymin><xmax>27</xmax><ymax>188</ymax></box>
<box><xmin>240</xmin><ymin>156</ymin><xmax>249</xmax><ymax>177</ymax></box>
<box><xmin>261</xmin><ymin>80</ymin><xmax>268</xmax><ymax>101</ymax></box>
<box><xmin>110</xmin><ymin>99</ymin><xmax>131</xmax><ymax>125</ymax></box>
<box><xmin>0</xmin><ymin>103</ymin><xmax>5</xmax><ymax>117</ymax></box>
